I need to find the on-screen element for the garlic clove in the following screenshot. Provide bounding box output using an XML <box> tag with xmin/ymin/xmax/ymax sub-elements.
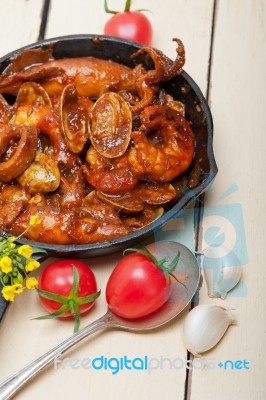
<box><xmin>203</xmin><ymin>245</ymin><xmax>242</xmax><ymax>299</ymax></box>
<box><xmin>183</xmin><ymin>304</ymin><xmax>235</xmax><ymax>357</ymax></box>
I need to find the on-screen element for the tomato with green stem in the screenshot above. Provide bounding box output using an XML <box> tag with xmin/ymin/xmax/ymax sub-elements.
<box><xmin>103</xmin><ymin>0</ymin><xmax>153</xmax><ymax>45</ymax></box>
<box><xmin>35</xmin><ymin>260</ymin><xmax>100</xmax><ymax>333</ymax></box>
<box><xmin>106</xmin><ymin>247</ymin><xmax>182</xmax><ymax>319</ymax></box>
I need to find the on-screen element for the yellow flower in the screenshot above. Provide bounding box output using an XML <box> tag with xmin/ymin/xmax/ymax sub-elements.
<box><xmin>1</xmin><ymin>284</ymin><xmax>23</xmax><ymax>302</ymax></box>
<box><xmin>13</xmin><ymin>284</ymin><xmax>24</xmax><ymax>295</ymax></box>
<box><xmin>18</xmin><ymin>245</ymin><xmax>33</xmax><ymax>259</ymax></box>
<box><xmin>0</xmin><ymin>256</ymin><xmax>13</xmax><ymax>274</ymax></box>
<box><xmin>25</xmin><ymin>277</ymin><xmax>39</xmax><ymax>289</ymax></box>
<box><xmin>30</xmin><ymin>215</ymin><xmax>42</xmax><ymax>226</ymax></box>
<box><xmin>25</xmin><ymin>259</ymin><xmax>40</xmax><ymax>272</ymax></box>
<box><xmin>1</xmin><ymin>286</ymin><xmax>16</xmax><ymax>302</ymax></box>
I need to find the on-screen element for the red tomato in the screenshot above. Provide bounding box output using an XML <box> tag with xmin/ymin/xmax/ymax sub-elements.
<box><xmin>106</xmin><ymin>253</ymin><xmax>174</xmax><ymax>319</ymax></box>
<box><xmin>104</xmin><ymin>11</ymin><xmax>152</xmax><ymax>45</ymax></box>
<box><xmin>37</xmin><ymin>260</ymin><xmax>99</xmax><ymax>322</ymax></box>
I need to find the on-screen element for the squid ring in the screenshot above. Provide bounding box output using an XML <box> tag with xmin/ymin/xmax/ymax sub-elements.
<box><xmin>0</xmin><ymin>123</ymin><xmax>38</xmax><ymax>182</ymax></box>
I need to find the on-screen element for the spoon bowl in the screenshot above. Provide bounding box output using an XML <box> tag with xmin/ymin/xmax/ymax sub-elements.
<box><xmin>0</xmin><ymin>241</ymin><xmax>200</xmax><ymax>400</ymax></box>
<box><xmin>109</xmin><ymin>241</ymin><xmax>200</xmax><ymax>330</ymax></box>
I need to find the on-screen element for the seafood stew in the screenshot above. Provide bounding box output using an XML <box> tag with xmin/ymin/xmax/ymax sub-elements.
<box><xmin>0</xmin><ymin>35</ymin><xmax>216</xmax><ymax>257</ymax></box>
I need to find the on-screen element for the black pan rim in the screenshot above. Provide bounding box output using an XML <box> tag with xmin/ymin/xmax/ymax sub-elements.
<box><xmin>0</xmin><ymin>34</ymin><xmax>218</xmax><ymax>257</ymax></box>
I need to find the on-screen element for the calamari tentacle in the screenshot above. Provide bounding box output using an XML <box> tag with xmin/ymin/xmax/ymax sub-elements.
<box><xmin>131</xmin><ymin>38</ymin><xmax>185</xmax><ymax>84</ymax></box>
<box><xmin>0</xmin><ymin>123</ymin><xmax>38</xmax><ymax>182</ymax></box>
<box><xmin>131</xmin><ymin>39</ymin><xmax>185</xmax><ymax>112</ymax></box>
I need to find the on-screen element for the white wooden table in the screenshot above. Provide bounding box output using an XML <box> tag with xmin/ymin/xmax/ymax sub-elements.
<box><xmin>0</xmin><ymin>0</ymin><xmax>265</xmax><ymax>399</ymax></box>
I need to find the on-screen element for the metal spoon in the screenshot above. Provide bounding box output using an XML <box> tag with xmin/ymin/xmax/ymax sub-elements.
<box><xmin>0</xmin><ymin>240</ymin><xmax>200</xmax><ymax>400</ymax></box>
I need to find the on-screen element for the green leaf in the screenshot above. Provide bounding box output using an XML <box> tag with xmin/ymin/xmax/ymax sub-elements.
<box><xmin>167</xmin><ymin>251</ymin><xmax>181</xmax><ymax>271</ymax></box>
<box><xmin>33</xmin><ymin>304</ymin><xmax>69</xmax><ymax>320</ymax></box>
<box><xmin>136</xmin><ymin>8</ymin><xmax>151</xmax><ymax>13</ymax></box>
<box><xmin>31</xmin><ymin>247</ymin><xmax>48</xmax><ymax>255</ymax></box>
<box><xmin>17</xmin><ymin>262</ymin><xmax>26</xmax><ymax>271</ymax></box>
<box><xmin>3</xmin><ymin>275</ymin><xmax>9</xmax><ymax>284</ymax></box>
<box><xmin>35</xmin><ymin>288</ymin><xmax>68</xmax><ymax>304</ymax></box>
<box><xmin>76</xmin><ymin>290</ymin><xmax>101</xmax><ymax>305</ymax></box>
<box><xmin>16</xmin><ymin>272</ymin><xmax>24</xmax><ymax>283</ymax></box>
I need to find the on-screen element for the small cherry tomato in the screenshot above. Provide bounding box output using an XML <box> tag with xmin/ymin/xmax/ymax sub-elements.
<box><xmin>106</xmin><ymin>248</ymin><xmax>180</xmax><ymax>319</ymax></box>
<box><xmin>36</xmin><ymin>260</ymin><xmax>100</xmax><ymax>332</ymax></box>
<box><xmin>103</xmin><ymin>0</ymin><xmax>153</xmax><ymax>45</ymax></box>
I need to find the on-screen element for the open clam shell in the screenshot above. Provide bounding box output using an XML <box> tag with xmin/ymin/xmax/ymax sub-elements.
<box><xmin>90</xmin><ymin>92</ymin><xmax>132</xmax><ymax>158</ymax></box>
<box><xmin>15</xmin><ymin>82</ymin><xmax>52</xmax><ymax>108</ymax></box>
<box><xmin>123</xmin><ymin>206</ymin><xmax>164</xmax><ymax>230</ymax></box>
<box><xmin>0</xmin><ymin>35</ymin><xmax>217</xmax><ymax>259</ymax></box>
<box><xmin>96</xmin><ymin>182</ymin><xmax>176</xmax><ymax>214</ymax></box>
<box><xmin>96</xmin><ymin>191</ymin><xmax>144</xmax><ymax>214</ymax></box>
<box><xmin>60</xmin><ymin>83</ymin><xmax>91</xmax><ymax>153</ymax></box>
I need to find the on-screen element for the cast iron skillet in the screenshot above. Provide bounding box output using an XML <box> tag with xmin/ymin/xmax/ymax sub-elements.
<box><xmin>0</xmin><ymin>34</ymin><xmax>217</xmax><ymax>319</ymax></box>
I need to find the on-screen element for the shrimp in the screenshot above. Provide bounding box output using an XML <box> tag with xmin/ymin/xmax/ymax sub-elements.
<box><xmin>83</xmin><ymin>147</ymin><xmax>138</xmax><ymax>194</ymax></box>
<box><xmin>11</xmin><ymin>104</ymin><xmax>79</xmax><ymax>170</ymax></box>
<box><xmin>0</xmin><ymin>185</ymin><xmax>31</xmax><ymax>230</ymax></box>
<box><xmin>10</xmin><ymin>203</ymin><xmax>129</xmax><ymax>244</ymax></box>
<box><xmin>128</xmin><ymin>105</ymin><xmax>195</xmax><ymax>182</ymax></box>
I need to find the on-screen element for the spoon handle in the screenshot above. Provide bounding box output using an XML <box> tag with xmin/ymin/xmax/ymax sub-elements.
<box><xmin>0</xmin><ymin>312</ymin><xmax>113</xmax><ymax>400</ymax></box>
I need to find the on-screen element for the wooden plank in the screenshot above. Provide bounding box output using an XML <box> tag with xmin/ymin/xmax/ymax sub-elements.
<box><xmin>0</xmin><ymin>1</ymin><xmax>215</xmax><ymax>400</ymax></box>
<box><xmin>0</xmin><ymin>0</ymin><xmax>45</xmax><ymax>57</ymax></box>
<box><xmin>189</xmin><ymin>0</ymin><xmax>266</xmax><ymax>399</ymax></box>
<box><xmin>0</xmin><ymin>255</ymin><xmax>188</xmax><ymax>400</ymax></box>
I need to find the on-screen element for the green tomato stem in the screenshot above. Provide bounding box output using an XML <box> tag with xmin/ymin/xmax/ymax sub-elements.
<box><xmin>68</xmin><ymin>299</ymin><xmax>80</xmax><ymax>333</ymax></box>
<box><xmin>35</xmin><ymin>266</ymin><xmax>100</xmax><ymax>332</ymax></box>
<box><xmin>124</xmin><ymin>0</ymin><xmax>132</xmax><ymax>12</ymax></box>
<box><xmin>124</xmin><ymin>247</ymin><xmax>159</xmax><ymax>266</ymax></box>
<box><xmin>124</xmin><ymin>247</ymin><xmax>182</xmax><ymax>282</ymax></box>
<box><xmin>104</xmin><ymin>0</ymin><xmax>118</xmax><ymax>15</ymax></box>
<box><xmin>69</xmin><ymin>266</ymin><xmax>80</xmax><ymax>298</ymax></box>
<box><xmin>167</xmin><ymin>251</ymin><xmax>181</xmax><ymax>271</ymax></box>
<box><xmin>168</xmin><ymin>271</ymin><xmax>187</xmax><ymax>290</ymax></box>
